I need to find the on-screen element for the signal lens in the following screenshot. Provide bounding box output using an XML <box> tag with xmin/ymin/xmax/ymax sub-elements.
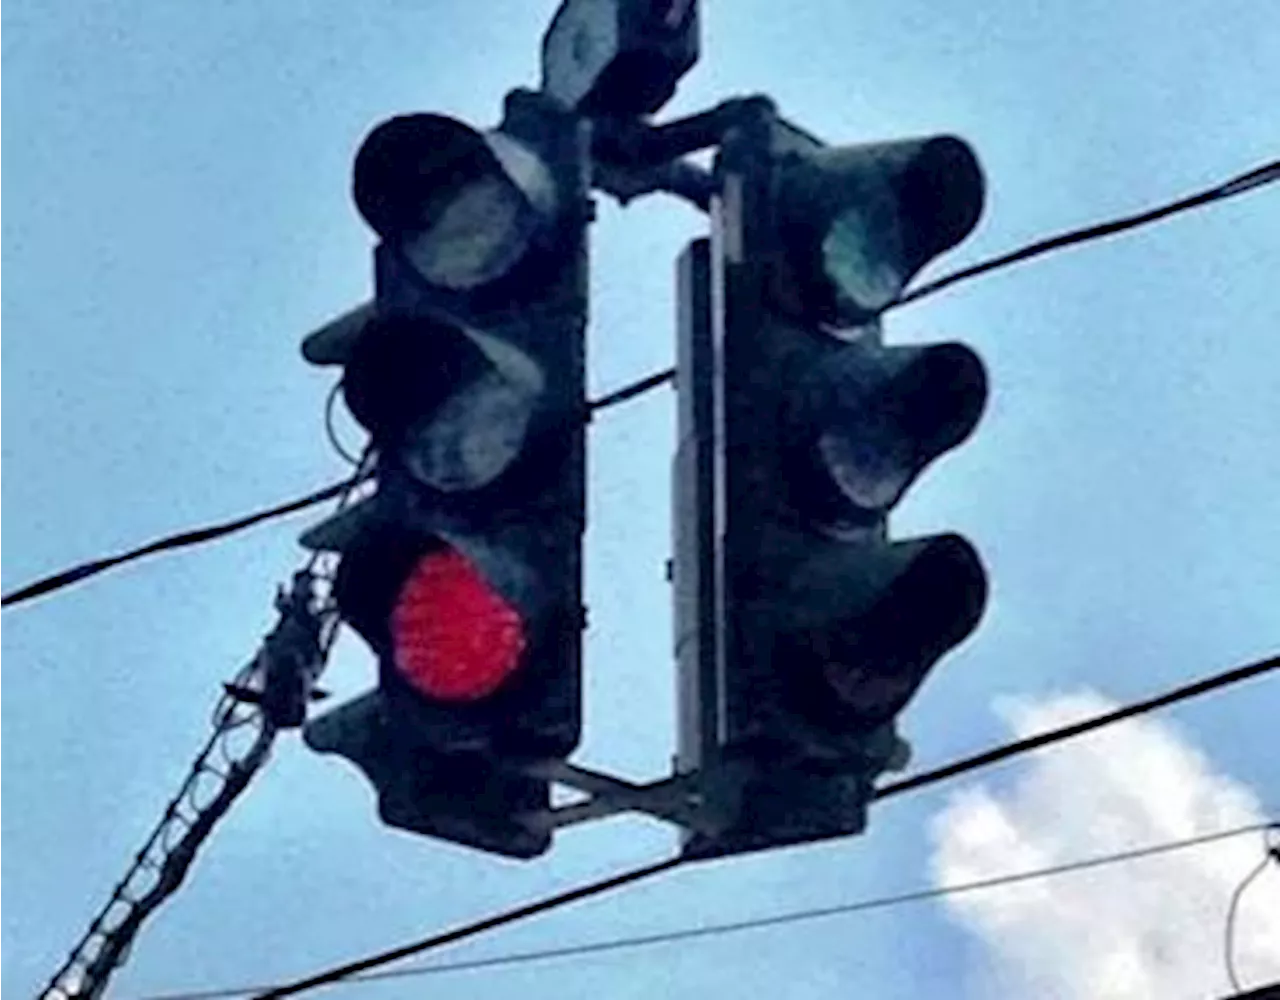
<box><xmin>390</xmin><ymin>548</ymin><xmax>526</xmax><ymax>701</ymax></box>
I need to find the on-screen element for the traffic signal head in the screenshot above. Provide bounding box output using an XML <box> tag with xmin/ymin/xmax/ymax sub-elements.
<box><xmin>541</xmin><ymin>0</ymin><xmax>699</xmax><ymax>117</ymax></box>
<box><xmin>300</xmin><ymin>90</ymin><xmax>588</xmax><ymax>858</ymax></box>
<box><xmin>678</xmin><ymin>116</ymin><xmax>989</xmax><ymax>858</ymax></box>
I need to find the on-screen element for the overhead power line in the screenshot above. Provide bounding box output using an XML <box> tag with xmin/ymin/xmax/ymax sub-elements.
<box><xmin>8</xmin><ymin>154</ymin><xmax>1274</xmax><ymax>613</ymax></box>
<box><xmin>588</xmin><ymin>368</ymin><xmax>678</xmax><ymax>411</ymax></box>
<box><xmin>323</xmin><ymin>380</ymin><xmax>363</xmax><ymax>467</ymax></box>
<box><xmin>0</xmin><ymin>367</ymin><xmax>667</xmax><ymax>612</ymax></box>
<box><xmin>532</xmin><ymin>152</ymin><xmax>1280</xmax><ymax>436</ymax></box>
<box><xmin>0</xmin><ymin>476</ymin><xmax>364</xmax><ymax>611</ymax></box>
<box><xmin>1219</xmin><ymin>984</ymin><xmax>1280</xmax><ymax>1000</ymax></box>
<box><xmin>135</xmin><ymin>820</ymin><xmax>1272</xmax><ymax>1000</ymax></box>
<box><xmin>898</xmin><ymin>156</ymin><xmax>1280</xmax><ymax>306</ymax></box>
<box><xmin>41</xmin><ymin>467</ymin><xmax>371</xmax><ymax>1000</ymax></box>
<box><xmin>250</xmin><ymin>857</ymin><xmax>684</xmax><ymax>999</ymax></box>
<box><xmin>873</xmin><ymin>650</ymin><xmax>1280</xmax><ymax>800</ymax></box>
<box><xmin>147</xmin><ymin>648</ymin><xmax>1278</xmax><ymax>1000</ymax></box>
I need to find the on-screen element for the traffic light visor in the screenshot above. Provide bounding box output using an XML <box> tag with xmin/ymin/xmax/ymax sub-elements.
<box><xmin>813</xmin><ymin>342</ymin><xmax>987</xmax><ymax>516</ymax></box>
<box><xmin>778</xmin><ymin>534</ymin><xmax>988</xmax><ymax>729</ymax></box>
<box><xmin>777</xmin><ymin>135</ymin><xmax>984</xmax><ymax>323</ymax></box>
<box><xmin>819</xmin><ymin>534</ymin><xmax>986</xmax><ymax>724</ymax></box>
<box><xmin>353</xmin><ymin>114</ymin><xmax>559</xmax><ymax>290</ymax></box>
<box><xmin>782</xmin><ymin>341</ymin><xmax>987</xmax><ymax>530</ymax></box>
<box><xmin>342</xmin><ymin>315</ymin><xmax>544</xmax><ymax>492</ymax></box>
<box><xmin>399</xmin><ymin>327</ymin><xmax>545</xmax><ymax>493</ymax></box>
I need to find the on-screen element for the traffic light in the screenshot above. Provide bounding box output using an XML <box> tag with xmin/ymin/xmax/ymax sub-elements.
<box><xmin>299</xmin><ymin>89</ymin><xmax>589</xmax><ymax>858</ymax></box>
<box><xmin>679</xmin><ymin>110</ymin><xmax>989</xmax><ymax>858</ymax></box>
<box><xmin>541</xmin><ymin>0</ymin><xmax>699</xmax><ymax>117</ymax></box>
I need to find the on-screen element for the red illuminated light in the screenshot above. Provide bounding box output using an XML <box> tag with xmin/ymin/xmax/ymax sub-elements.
<box><xmin>390</xmin><ymin>548</ymin><xmax>527</xmax><ymax>701</ymax></box>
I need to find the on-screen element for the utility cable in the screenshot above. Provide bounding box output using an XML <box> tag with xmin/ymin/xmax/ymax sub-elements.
<box><xmin>1224</xmin><ymin>824</ymin><xmax>1280</xmax><ymax>993</ymax></box>
<box><xmin>1216</xmin><ymin>983</ymin><xmax>1280</xmax><ymax>1000</ymax></box>
<box><xmin>136</xmin><ymin>819</ymin><xmax>1272</xmax><ymax>1000</ymax></box>
<box><xmin>896</xmin><ymin>156</ymin><xmax>1280</xmax><ymax>307</ymax></box>
<box><xmin>3</xmin><ymin>363</ymin><xmax>664</xmax><ymax>612</ymax></box>
<box><xmin>1</xmin><ymin>475</ymin><xmax>366</xmax><ymax>610</ymax></box>
<box><xmin>1225</xmin><ymin>855</ymin><xmax>1273</xmax><ymax>993</ymax></box>
<box><xmin>18</xmin><ymin>150</ymin><xmax>1280</xmax><ymax>993</ymax></box>
<box><xmin>156</xmin><ymin>648</ymin><xmax>1278</xmax><ymax>1000</ymax></box>
<box><xmin>324</xmin><ymin>380</ymin><xmax>363</xmax><ymax>467</ymax></box>
<box><xmin>874</xmin><ymin>651</ymin><xmax>1279</xmax><ymax>800</ymax></box>
<box><xmin>6</xmin><ymin>154</ymin><xmax>1276</xmax><ymax>612</ymax></box>
<box><xmin>545</xmin><ymin>153</ymin><xmax>1280</xmax><ymax>432</ymax></box>
<box><xmin>587</xmin><ymin>367</ymin><xmax>677</xmax><ymax>412</ymax></box>
<box><xmin>248</xmin><ymin>857</ymin><xmax>685</xmax><ymax>999</ymax></box>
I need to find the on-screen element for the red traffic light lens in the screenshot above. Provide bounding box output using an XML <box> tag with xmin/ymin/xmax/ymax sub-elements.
<box><xmin>390</xmin><ymin>548</ymin><xmax>527</xmax><ymax>701</ymax></box>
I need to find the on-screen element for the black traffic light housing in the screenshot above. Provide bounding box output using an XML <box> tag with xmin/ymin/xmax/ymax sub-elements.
<box><xmin>303</xmin><ymin>690</ymin><xmax>551</xmax><ymax>859</ymax></box>
<box><xmin>299</xmin><ymin>89</ymin><xmax>589</xmax><ymax>858</ymax></box>
<box><xmin>541</xmin><ymin>0</ymin><xmax>699</xmax><ymax>117</ymax></box>
<box><xmin>678</xmin><ymin>109</ymin><xmax>989</xmax><ymax>859</ymax></box>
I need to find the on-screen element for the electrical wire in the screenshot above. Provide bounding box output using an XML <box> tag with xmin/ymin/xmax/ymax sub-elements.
<box><xmin>541</xmin><ymin>153</ymin><xmax>1280</xmax><ymax>433</ymax></box>
<box><xmin>1224</xmin><ymin>824</ymin><xmax>1280</xmax><ymax>992</ymax></box>
<box><xmin>1225</xmin><ymin>857</ymin><xmax>1272</xmax><ymax>992</ymax></box>
<box><xmin>6</xmin><ymin>153</ymin><xmax>1277</xmax><ymax>613</ymax></box>
<box><xmin>15</xmin><ymin>129</ymin><xmax>1273</xmax><ymax>999</ymax></box>
<box><xmin>323</xmin><ymin>380</ymin><xmax>363</xmax><ymax>467</ymax></box>
<box><xmin>874</xmin><ymin>652</ymin><xmax>1280</xmax><ymax>800</ymax></box>
<box><xmin>138</xmin><ymin>647</ymin><xmax>1277</xmax><ymax>1000</ymax></box>
<box><xmin>896</xmin><ymin>156</ymin><xmax>1280</xmax><ymax>307</ymax></box>
<box><xmin>134</xmin><ymin>819</ymin><xmax>1272</xmax><ymax>1000</ymax></box>
<box><xmin>42</xmin><ymin>684</ymin><xmax>281</xmax><ymax>1000</ymax></box>
<box><xmin>588</xmin><ymin>367</ymin><xmax>676</xmax><ymax>412</ymax></box>
<box><xmin>1</xmin><ymin>473</ymin><xmax>368</xmax><ymax>611</ymax></box>
<box><xmin>1</xmin><ymin>362</ymin><xmax>661</xmax><ymax>613</ymax></box>
<box><xmin>1217</xmin><ymin>982</ymin><xmax>1280</xmax><ymax>1000</ymax></box>
<box><xmin>250</xmin><ymin>857</ymin><xmax>685</xmax><ymax>999</ymax></box>
<box><xmin>12</xmin><ymin>147</ymin><xmax>1280</xmax><ymax>995</ymax></box>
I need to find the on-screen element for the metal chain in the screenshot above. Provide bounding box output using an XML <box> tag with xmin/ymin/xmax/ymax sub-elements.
<box><xmin>41</xmin><ymin>453</ymin><xmax>372</xmax><ymax>1000</ymax></box>
<box><xmin>40</xmin><ymin>587</ymin><xmax>326</xmax><ymax>1000</ymax></box>
<box><xmin>40</xmin><ymin>707</ymin><xmax>275</xmax><ymax>996</ymax></box>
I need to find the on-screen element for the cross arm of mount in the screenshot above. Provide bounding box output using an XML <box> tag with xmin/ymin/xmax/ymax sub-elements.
<box><xmin>583</xmin><ymin>96</ymin><xmax>831</xmax><ymax>212</ymax></box>
<box><xmin>518</xmin><ymin>760</ymin><xmax>736</xmax><ymax>836</ymax></box>
<box><xmin>592</xmin><ymin>157</ymin><xmax>716</xmax><ymax>209</ymax></box>
<box><xmin>592</xmin><ymin>95</ymin><xmax>775</xmax><ymax>166</ymax></box>
<box><xmin>588</xmin><ymin>96</ymin><xmax>774</xmax><ymax>209</ymax></box>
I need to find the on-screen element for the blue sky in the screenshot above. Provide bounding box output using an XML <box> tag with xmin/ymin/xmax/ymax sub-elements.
<box><xmin>4</xmin><ymin>1</ymin><xmax>1278</xmax><ymax>997</ymax></box>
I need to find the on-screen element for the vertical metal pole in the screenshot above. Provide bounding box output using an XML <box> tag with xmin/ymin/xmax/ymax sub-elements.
<box><xmin>672</xmin><ymin>237</ymin><xmax>720</xmax><ymax>775</ymax></box>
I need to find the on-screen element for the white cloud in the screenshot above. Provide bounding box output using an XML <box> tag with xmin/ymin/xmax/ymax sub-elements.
<box><xmin>930</xmin><ymin>690</ymin><xmax>1280</xmax><ymax>1000</ymax></box>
